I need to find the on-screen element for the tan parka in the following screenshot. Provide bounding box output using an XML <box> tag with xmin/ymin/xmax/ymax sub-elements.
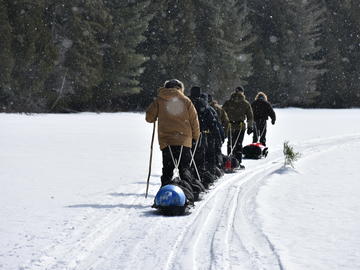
<box><xmin>222</xmin><ymin>91</ymin><xmax>254</xmax><ymax>131</ymax></box>
<box><xmin>146</xmin><ymin>87</ymin><xmax>200</xmax><ymax>150</ymax></box>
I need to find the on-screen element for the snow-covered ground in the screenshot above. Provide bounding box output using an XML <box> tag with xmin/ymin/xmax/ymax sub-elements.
<box><xmin>1</xmin><ymin>109</ymin><xmax>360</xmax><ymax>270</ymax></box>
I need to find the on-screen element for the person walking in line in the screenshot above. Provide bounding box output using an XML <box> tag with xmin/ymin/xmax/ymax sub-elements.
<box><xmin>188</xmin><ymin>86</ymin><xmax>221</xmax><ymax>185</ymax></box>
<box><xmin>251</xmin><ymin>91</ymin><xmax>276</xmax><ymax>146</ymax></box>
<box><xmin>208</xmin><ymin>94</ymin><xmax>228</xmax><ymax>173</ymax></box>
<box><xmin>200</xmin><ymin>92</ymin><xmax>224</xmax><ymax>177</ymax></box>
<box><xmin>208</xmin><ymin>94</ymin><xmax>230</xmax><ymax>135</ymax></box>
<box><xmin>222</xmin><ymin>86</ymin><xmax>254</xmax><ymax>167</ymax></box>
<box><xmin>145</xmin><ymin>79</ymin><xmax>200</xmax><ymax>187</ymax></box>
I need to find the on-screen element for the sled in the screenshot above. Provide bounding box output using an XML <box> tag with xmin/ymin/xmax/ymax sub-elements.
<box><xmin>223</xmin><ymin>155</ymin><xmax>241</xmax><ymax>173</ymax></box>
<box><xmin>242</xmin><ymin>143</ymin><xmax>268</xmax><ymax>159</ymax></box>
<box><xmin>152</xmin><ymin>184</ymin><xmax>190</xmax><ymax>216</ymax></box>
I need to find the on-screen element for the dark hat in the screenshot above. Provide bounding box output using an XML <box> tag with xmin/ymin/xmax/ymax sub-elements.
<box><xmin>164</xmin><ymin>79</ymin><xmax>184</xmax><ymax>89</ymax></box>
<box><xmin>190</xmin><ymin>86</ymin><xmax>201</xmax><ymax>98</ymax></box>
<box><xmin>235</xmin><ymin>85</ymin><xmax>245</xmax><ymax>93</ymax></box>
<box><xmin>200</xmin><ymin>93</ymin><xmax>209</xmax><ymax>104</ymax></box>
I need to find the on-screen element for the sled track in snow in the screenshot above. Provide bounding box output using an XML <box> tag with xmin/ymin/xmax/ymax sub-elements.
<box><xmin>20</xmin><ymin>134</ymin><xmax>360</xmax><ymax>270</ymax></box>
<box><xmin>164</xmin><ymin>156</ymin><xmax>285</xmax><ymax>270</ymax></box>
<box><xmin>164</xmin><ymin>134</ymin><xmax>360</xmax><ymax>270</ymax></box>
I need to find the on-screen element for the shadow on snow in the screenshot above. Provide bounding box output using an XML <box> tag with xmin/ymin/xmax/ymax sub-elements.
<box><xmin>66</xmin><ymin>203</ymin><xmax>148</xmax><ymax>209</ymax></box>
<box><xmin>109</xmin><ymin>192</ymin><xmax>155</xmax><ymax>198</ymax></box>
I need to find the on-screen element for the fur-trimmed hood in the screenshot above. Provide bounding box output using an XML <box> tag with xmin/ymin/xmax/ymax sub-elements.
<box><xmin>157</xmin><ymin>87</ymin><xmax>185</xmax><ymax>101</ymax></box>
<box><xmin>230</xmin><ymin>91</ymin><xmax>246</xmax><ymax>102</ymax></box>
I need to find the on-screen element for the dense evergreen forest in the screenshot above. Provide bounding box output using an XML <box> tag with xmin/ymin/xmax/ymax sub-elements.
<box><xmin>0</xmin><ymin>0</ymin><xmax>359</xmax><ymax>112</ymax></box>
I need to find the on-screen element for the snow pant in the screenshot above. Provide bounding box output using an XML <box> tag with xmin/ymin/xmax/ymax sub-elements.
<box><xmin>161</xmin><ymin>146</ymin><xmax>191</xmax><ymax>187</ymax></box>
<box><xmin>253</xmin><ymin>119</ymin><xmax>267</xmax><ymax>145</ymax></box>
<box><xmin>227</xmin><ymin>128</ymin><xmax>245</xmax><ymax>163</ymax></box>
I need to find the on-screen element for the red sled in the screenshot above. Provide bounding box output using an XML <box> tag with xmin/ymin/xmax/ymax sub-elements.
<box><xmin>223</xmin><ymin>155</ymin><xmax>241</xmax><ymax>173</ymax></box>
<box><xmin>243</xmin><ymin>143</ymin><xmax>268</xmax><ymax>159</ymax></box>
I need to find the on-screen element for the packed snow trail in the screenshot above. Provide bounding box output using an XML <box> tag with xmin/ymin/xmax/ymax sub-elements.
<box><xmin>19</xmin><ymin>133</ymin><xmax>360</xmax><ymax>270</ymax></box>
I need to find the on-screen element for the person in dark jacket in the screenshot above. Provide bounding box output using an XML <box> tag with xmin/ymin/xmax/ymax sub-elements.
<box><xmin>189</xmin><ymin>87</ymin><xmax>221</xmax><ymax>185</ymax></box>
<box><xmin>222</xmin><ymin>87</ymin><xmax>254</xmax><ymax>167</ymax></box>
<box><xmin>208</xmin><ymin>94</ymin><xmax>228</xmax><ymax>172</ymax></box>
<box><xmin>251</xmin><ymin>91</ymin><xmax>276</xmax><ymax>146</ymax></box>
<box><xmin>201</xmin><ymin>93</ymin><xmax>224</xmax><ymax>176</ymax></box>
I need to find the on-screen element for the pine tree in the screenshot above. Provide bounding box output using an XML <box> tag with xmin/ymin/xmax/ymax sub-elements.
<box><xmin>184</xmin><ymin>0</ymin><xmax>254</xmax><ymax>101</ymax></box>
<box><xmin>278</xmin><ymin>0</ymin><xmax>326</xmax><ymax>106</ymax></box>
<box><xmin>0</xmin><ymin>0</ymin><xmax>14</xmax><ymax>111</ymax></box>
<box><xmin>338</xmin><ymin>0</ymin><xmax>360</xmax><ymax>107</ymax></box>
<box><xmin>137</xmin><ymin>0</ymin><xmax>254</xmax><ymax>107</ymax></box>
<box><xmin>45</xmin><ymin>0</ymin><xmax>111</xmax><ymax>111</ymax></box>
<box><xmin>250</xmin><ymin>0</ymin><xmax>293</xmax><ymax>104</ymax></box>
<box><xmin>316</xmin><ymin>0</ymin><xmax>347</xmax><ymax>107</ymax></box>
<box><xmin>5</xmin><ymin>0</ymin><xmax>57</xmax><ymax>112</ymax></box>
<box><xmin>138</xmin><ymin>0</ymin><xmax>198</xmax><ymax>106</ymax></box>
<box><xmin>98</xmin><ymin>0</ymin><xmax>151</xmax><ymax>110</ymax></box>
<box><xmin>216</xmin><ymin>0</ymin><xmax>254</xmax><ymax>101</ymax></box>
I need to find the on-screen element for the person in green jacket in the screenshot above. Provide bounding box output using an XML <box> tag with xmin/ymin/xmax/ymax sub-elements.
<box><xmin>222</xmin><ymin>86</ymin><xmax>254</xmax><ymax>167</ymax></box>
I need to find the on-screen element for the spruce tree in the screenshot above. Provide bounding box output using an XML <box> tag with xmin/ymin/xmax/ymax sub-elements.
<box><xmin>138</xmin><ymin>0</ymin><xmax>197</xmax><ymax>105</ymax></box>
<box><xmin>0</xmin><ymin>0</ymin><xmax>14</xmax><ymax>111</ymax></box>
<box><xmin>45</xmin><ymin>0</ymin><xmax>111</xmax><ymax>111</ymax></box>
<box><xmin>314</xmin><ymin>0</ymin><xmax>360</xmax><ymax>108</ymax></box>
<box><xmin>216</xmin><ymin>0</ymin><xmax>254</xmax><ymax>101</ymax></box>
<box><xmin>246</xmin><ymin>0</ymin><xmax>285</xmax><ymax>103</ymax></box>
<box><xmin>338</xmin><ymin>0</ymin><xmax>360</xmax><ymax>107</ymax></box>
<box><xmin>317</xmin><ymin>0</ymin><xmax>348</xmax><ymax>107</ymax></box>
<box><xmin>138</xmin><ymin>0</ymin><xmax>254</xmax><ymax>104</ymax></box>
<box><xmin>184</xmin><ymin>0</ymin><xmax>254</xmax><ymax>102</ymax></box>
<box><xmin>278</xmin><ymin>0</ymin><xmax>326</xmax><ymax>106</ymax></box>
<box><xmin>5</xmin><ymin>0</ymin><xmax>57</xmax><ymax>112</ymax></box>
<box><xmin>99</xmin><ymin>0</ymin><xmax>151</xmax><ymax>110</ymax></box>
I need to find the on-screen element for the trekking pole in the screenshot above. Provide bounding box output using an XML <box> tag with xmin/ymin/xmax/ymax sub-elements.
<box><xmin>145</xmin><ymin>122</ymin><xmax>156</xmax><ymax>198</ymax></box>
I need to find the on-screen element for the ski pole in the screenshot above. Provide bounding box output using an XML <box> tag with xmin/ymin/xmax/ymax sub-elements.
<box><xmin>145</xmin><ymin>122</ymin><xmax>156</xmax><ymax>198</ymax></box>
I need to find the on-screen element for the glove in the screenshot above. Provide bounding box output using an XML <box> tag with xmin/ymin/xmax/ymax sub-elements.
<box><xmin>271</xmin><ymin>119</ymin><xmax>276</xmax><ymax>125</ymax></box>
<box><xmin>247</xmin><ymin>127</ymin><xmax>253</xmax><ymax>135</ymax></box>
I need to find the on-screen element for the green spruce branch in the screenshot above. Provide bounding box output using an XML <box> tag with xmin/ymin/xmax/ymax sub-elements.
<box><xmin>283</xmin><ymin>141</ymin><xmax>301</xmax><ymax>168</ymax></box>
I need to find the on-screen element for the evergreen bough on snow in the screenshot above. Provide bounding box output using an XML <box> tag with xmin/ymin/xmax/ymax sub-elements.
<box><xmin>283</xmin><ymin>141</ymin><xmax>301</xmax><ymax>168</ymax></box>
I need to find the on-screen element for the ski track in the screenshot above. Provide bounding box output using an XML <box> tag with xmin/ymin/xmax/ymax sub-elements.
<box><xmin>19</xmin><ymin>134</ymin><xmax>360</xmax><ymax>270</ymax></box>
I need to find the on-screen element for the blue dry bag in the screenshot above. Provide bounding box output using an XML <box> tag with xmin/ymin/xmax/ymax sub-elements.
<box><xmin>155</xmin><ymin>185</ymin><xmax>186</xmax><ymax>207</ymax></box>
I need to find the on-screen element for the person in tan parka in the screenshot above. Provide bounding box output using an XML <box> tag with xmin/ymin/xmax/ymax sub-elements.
<box><xmin>146</xmin><ymin>79</ymin><xmax>200</xmax><ymax>186</ymax></box>
<box><xmin>222</xmin><ymin>86</ymin><xmax>254</xmax><ymax>167</ymax></box>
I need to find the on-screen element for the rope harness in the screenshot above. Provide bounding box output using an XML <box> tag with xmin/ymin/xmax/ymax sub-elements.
<box><xmin>254</xmin><ymin>120</ymin><xmax>266</xmax><ymax>143</ymax></box>
<box><xmin>189</xmin><ymin>133</ymin><xmax>202</xmax><ymax>182</ymax></box>
<box><xmin>168</xmin><ymin>145</ymin><xmax>184</xmax><ymax>180</ymax></box>
<box><xmin>228</xmin><ymin>123</ymin><xmax>244</xmax><ymax>157</ymax></box>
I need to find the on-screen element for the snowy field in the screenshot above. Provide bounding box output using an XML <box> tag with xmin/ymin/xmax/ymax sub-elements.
<box><xmin>1</xmin><ymin>109</ymin><xmax>360</xmax><ymax>270</ymax></box>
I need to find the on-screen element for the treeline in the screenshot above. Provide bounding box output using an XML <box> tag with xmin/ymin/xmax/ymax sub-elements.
<box><xmin>0</xmin><ymin>0</ymin><xmax>359</xmax><ymax>113</ymax></box>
